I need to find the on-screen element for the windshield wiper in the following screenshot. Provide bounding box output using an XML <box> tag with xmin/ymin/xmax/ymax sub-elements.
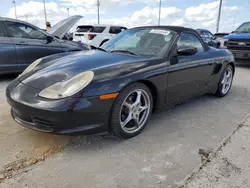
<box><xmin>110</xmin><ymin>49</ymin><xmax>139</xmax><ymax>56</ymax></box>
<box><xmin>90</xmin><ymin>45</ymin><xmax>107</xmax><ymax>52</ymax></box>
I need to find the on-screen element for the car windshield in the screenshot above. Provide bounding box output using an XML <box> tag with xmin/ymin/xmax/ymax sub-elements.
<box><xmin>102</xmin><ymin>28</ymin><xmax>175</xmax><ymax>57</ymax></box>
<box><xmin>235</xmin><ymin>22</ymin><xmax>250</xmax><ymax>33</ymax></box>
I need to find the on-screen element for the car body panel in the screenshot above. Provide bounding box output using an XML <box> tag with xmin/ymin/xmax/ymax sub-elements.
<box><xmin>6</xmin><ymin>79</ymin><xmax>112</xmax><ymax>133</ymax></box>
<box><xmin>6</xmin><ymin>26</ymin><xmax>235</xmax><ymax>134</ymax></box>
<box><xmin>0</xmin><ymin>20</ymin><xmax>18</xmax><ymax>73</ymax></box>
<box><xmin>0</xmin><ymin>16</ymin><xmax>88</xmax><ymax>74</ymax></box>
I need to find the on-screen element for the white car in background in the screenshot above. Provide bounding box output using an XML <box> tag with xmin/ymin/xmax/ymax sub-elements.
<box><xmin>73</xmin><ymin>25</ymin><xmax>127</xmax><ymax>47</ymax></box>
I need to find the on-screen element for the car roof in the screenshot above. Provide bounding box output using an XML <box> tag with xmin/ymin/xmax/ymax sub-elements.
<box><xmin>132</xmin><ymin>25</ymin><xmax>198</xmax><ymax>34</ymax></box>
<box><xmin>0</xmin><ymin>16</ymin><xmax>30</xmax><ymax>24</ymax></box>
<box><xmin>132</xmin><ymin>25</ymin><xmax>210</xmax><ymax>51</ymax></box>
<box><xmin>196</xmin><ymin>29</ymin><xmax>212</xmax><ymax>32</ymax></box>
<box><xmin>0</xmin><ymin>16</ymin><xmax>46</xmax><ymax>32</ymax></box>
<box><xmin>0</xmin><ymin>16</ymin><xmax>44</xmax><ymax>29</ymax></box>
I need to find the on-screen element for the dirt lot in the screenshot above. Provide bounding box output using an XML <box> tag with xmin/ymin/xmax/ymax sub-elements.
<box><xmin>0</xmin><ymin>66</ymin><xmax>250</xmax><ymax>187</ymax></box>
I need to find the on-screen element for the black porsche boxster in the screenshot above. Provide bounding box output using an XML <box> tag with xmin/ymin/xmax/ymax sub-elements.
<box><xmin>6</xmin><ymin>26</ymin><xmax>235</xmax><ymax>138</ymax></box>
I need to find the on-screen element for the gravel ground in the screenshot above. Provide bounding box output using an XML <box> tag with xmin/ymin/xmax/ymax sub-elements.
<box><xmin>0</xmin><ymin>66</ymin><xmax>250</xmax><ymax>188</ymax></box>
<box><xmin>181</xmin><ymin>115</ymin><xmax>250</xmax><ymax>188</ymax></box>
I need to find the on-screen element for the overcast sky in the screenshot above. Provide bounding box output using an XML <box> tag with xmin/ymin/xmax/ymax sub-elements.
<box><xmin>0</xmin><ymin>0</ymin><xmax>247</xmax><ymax>33</ymax></box>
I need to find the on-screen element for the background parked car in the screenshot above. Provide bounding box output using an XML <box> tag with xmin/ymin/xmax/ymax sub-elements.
<box><xmin>196</xmin><ymin>29</ymin><xmax>220</xmax><ymax>48</ymax></box>
<box><xmin>73</xmin><ymin>25</ymin><xmax>127</xmax><ymax>47</ymax></box>
<box><xmin>221</xmin><ymin>22</ymin><xmax>250</xmax><ymax>62</ymax></box>
<box><xmin>0</xmin><ymin>15</ymin><xmax>88</xmax><ymax>75</ymax></box>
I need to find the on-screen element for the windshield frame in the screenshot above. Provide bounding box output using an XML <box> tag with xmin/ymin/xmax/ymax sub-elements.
<box><xmin>235</xmin><ymin>22</ymin><xmax>250</xmax><ymax>33</ymax></box>
<box><xmin>102</xmin><ymin>27</ymin><xmax>177</xmax><ymax>58</ymax></box>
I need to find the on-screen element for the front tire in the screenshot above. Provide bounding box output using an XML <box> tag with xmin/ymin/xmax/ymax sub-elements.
<box><xmin>110</xmin><ymin>83</ymin><xmax>153</xmax><ymax>138</ymax></box>
<box><xmin>215</xmin><ymin>65</ymin><xmax>233</xmax><ymax>97</ymax></box>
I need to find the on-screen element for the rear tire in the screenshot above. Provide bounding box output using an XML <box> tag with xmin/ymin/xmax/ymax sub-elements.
<box><xmin>110</xmin><ymin>83</ymin><xmax>153</xmax><ymax>138</ymax></box>
<box><xmin>215</xmin><ymin>65</ymin><xmax>233</xmax><ymax>97</ymax></box>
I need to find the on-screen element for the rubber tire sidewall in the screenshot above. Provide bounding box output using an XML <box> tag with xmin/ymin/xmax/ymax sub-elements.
<box><xmin>110</xmin><ymin>83</ymin><xmax>153</xmax><ymax>138</ymax></box>
<box><xmin>215</xmin><ymin>64</ymin><xmax>233</xmax><ymax>97</ymax></box>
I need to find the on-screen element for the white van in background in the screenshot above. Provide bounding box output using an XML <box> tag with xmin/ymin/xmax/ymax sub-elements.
<box><xmin>73</xmin><ymin>25</ymin><xmax>127</xmax><ymax>47</ymax></box>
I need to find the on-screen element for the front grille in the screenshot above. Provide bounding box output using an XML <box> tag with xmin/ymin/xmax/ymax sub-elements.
<box><xmin>227</xmin><ymin>39</ymin><xmax>250</xmax><ymax>51</ymax></box>
<box><xmin>32</xmin><ymin>117</ymin><xmax>53</xmax><ymax>128</ymax></box>
<box><xmin>11</xmin><ymin>109</ymin><xmax>54</xmax><ymax>132</ymax></box>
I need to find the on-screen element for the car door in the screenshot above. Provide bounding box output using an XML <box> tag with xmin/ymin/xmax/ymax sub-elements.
<box><xmin>4</xmin><ymin>21</ymin><xmax>63</xmax><ymax>71</ymax></box>
<box><xmin>0</xmin><ymin>20</ymin><xmax>17</xmax><ymax>73</ymax></box>
<box><xmin>166</xmin><ymin>32</ymin><xmax>215</xmax><ymax>104</ymax></box>
<box><xmin>3</xmin><ymin>21</ymin><xmax>29</xmax><ymax>72</ymax></box>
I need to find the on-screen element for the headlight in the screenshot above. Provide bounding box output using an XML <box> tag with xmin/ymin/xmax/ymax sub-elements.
<box><xmin>221</xmin><ymin>39</ymin><xmax>228</xmax><ymax>48</ymax></box>
<box><xmin>39</xmin><ymin>71</ymin><xmax>94</xmax><ymax>99</ymax></box>
<box><xmin>21</xmin><ymin>58</ymin><xmax>43</xmax><ymax>75</ymax></box>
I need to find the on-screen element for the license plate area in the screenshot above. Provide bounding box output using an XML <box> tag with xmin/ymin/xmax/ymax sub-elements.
<box><xmin>233</xmin><ymin>52</ymin><xmax>250</xmax><ymax>59</ymax></box>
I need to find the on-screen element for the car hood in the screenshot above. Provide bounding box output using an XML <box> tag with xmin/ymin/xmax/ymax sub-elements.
<box><xmin>48</xmin><ymin>15</ymin><xmax>82</xmax><ymax>39</ymax></box>
<box><xmin>224</xmin><ymin>33</ymin><xmax>250</xmax><ymax>40</ymax></box>
<box><xmin>19</xmin><ymin>50</ymin><xmax>148</xmax><ymax>90</ymax></box>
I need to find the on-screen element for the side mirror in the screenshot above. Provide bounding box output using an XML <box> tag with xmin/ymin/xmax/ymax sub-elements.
<box><xmin>46</xmin><ymin>36</ymin><xmax>54</xmax><ymax>43</ymax></box>
<box><xmin>177</xmin><ymin>47</ymin><xmax>197</xmax><ymax>56</ymax></box>
<box><xmin>231</xmin><ymin>31</ymin><xmax>235</xmax><ymax>33</ymax></box>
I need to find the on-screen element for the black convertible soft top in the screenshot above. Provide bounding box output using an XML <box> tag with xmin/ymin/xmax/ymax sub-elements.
<box><xmin>133</xmin><ymin>25</ymin><xmax>197</xmax><ymax>34</ymax></box>
<box><xmin>133</xmin><ymin>25</ymin><xmax>210</xmax><ymax>51</ymax></box>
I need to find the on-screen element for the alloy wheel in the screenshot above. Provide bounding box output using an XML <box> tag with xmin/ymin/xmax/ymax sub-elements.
<box><xmin>221</xmin><ymin>67</ymin><xmax>233</xmax><ymax>95</ymax></box>
<box><xmin>119</xmin><ymin>89</ymin><xmax>151</xmax><ymax>134</ymax></box>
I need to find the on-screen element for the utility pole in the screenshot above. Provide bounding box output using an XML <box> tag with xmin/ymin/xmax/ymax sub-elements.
<box><xmin>43</xmin><ymin>0</ymin><xmax>47</xmax><ymax>24</ymax></box>
<box><xmin>97</xmin><ymin>0</ymin><xmax>100</xmax><ymax>24</ymax></box>
<box><xmin>158</xmin><ymin>0</ymin><xmax>161</xmax><ymax>25</ymax></box>
<box><xmin>216</xmin><ymin>0</ymin><xmax>223</xmax><ymax>33</ymax></box>
<box><xmin>12</xmin><ymin>1</ymin><xmax>17</xmax><ymax>19</ymax></box>
<box><xmin>67</xmin><ymin>8</ymin><xmax>69</xmax><ymax>17</ymax></box>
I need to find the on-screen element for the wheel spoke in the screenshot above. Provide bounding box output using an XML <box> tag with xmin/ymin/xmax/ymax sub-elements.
<box><xmin>134</xmin><ymin>91</ymin><xmax>142</xmax><ymax>106</ymax></box>
<box><xmin>139</xmin><ymin>105</ymin><xmax>149</xmax><ymax>113</ymax></box>
<box><xmin>134</xmin><ymin>115</ymin><xmax>140</xmax><ymax>127</ymax></box>
<box><xmin>124</xmin><ymin>101</ymin><xmax>133</xmax><ymax>110</ymax></box>
<box><xmin>221</xmin><ymin>76</ymin><xmax>226</xmax><ymax>84</ymax></box>
<box><xmin>226</xmin><ymin>78</ymin><xmax>231</xmax><ymax>85</ymax></box>
<box><xmin>222</xmin><ymin>83</ymin><xmax>226</xmax><ymax>92</ymax></box>
<box><xmin>121</xmin><ymin>113</ymin><xmax>132</xmax><ymax>128</ymax></box>
<box><xmin>226</xmin><ymin>71</ymin><xmax>232</xmax><ymax>79</ymax></box>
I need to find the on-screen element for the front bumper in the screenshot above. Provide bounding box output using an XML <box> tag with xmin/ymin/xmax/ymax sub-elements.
<box><xmin>6</xmin><ymin>79</ymin><xmax>114</xmax><ymax>134</ymax></box>
<box><xmin>229</xmin><ymin>50</ymin><xmax>250</xmax><ymax>61</ymax></box>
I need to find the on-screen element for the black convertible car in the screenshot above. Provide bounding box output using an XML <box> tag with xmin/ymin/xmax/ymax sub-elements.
<box><xmin>6</xmin><ymin>26</ymin><xmax>235</xmax><ymax>138</ymax></box>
